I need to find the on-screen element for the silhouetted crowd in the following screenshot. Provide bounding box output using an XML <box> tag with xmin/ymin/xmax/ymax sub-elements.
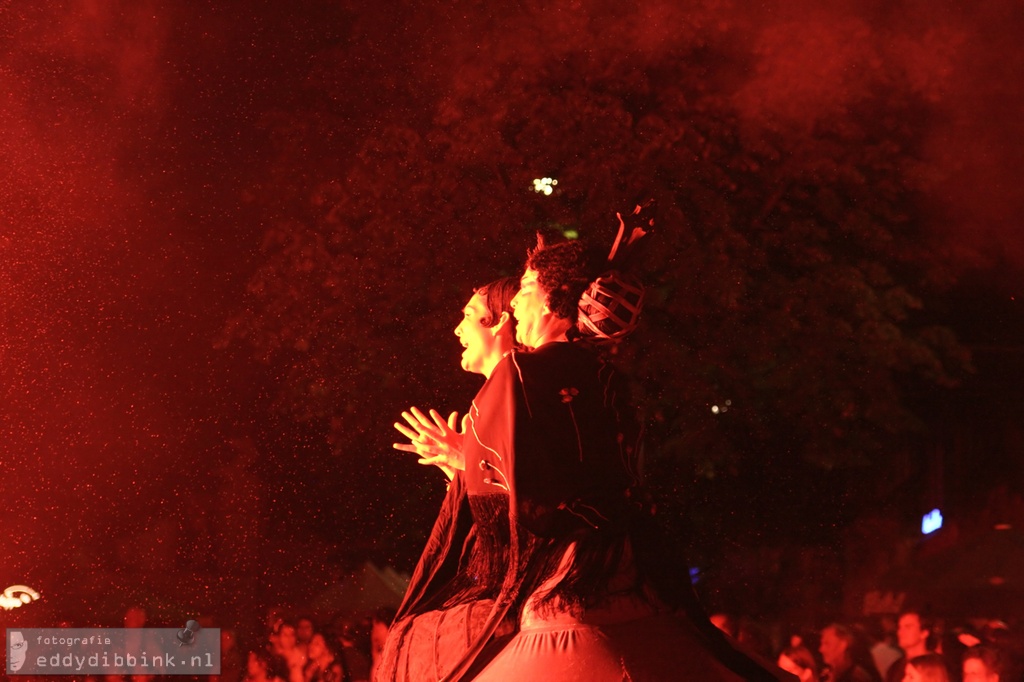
<box><xmin>709</xmin><ymin>608</ymin><xmax>1022</xmax><ymax>682</ymax></box>
<box><xmin>221</xmin><ymin>601</ymin><xmax>1023</xmax><ymax>682</ymax></box>
<box><xmin>235</xmin><ymin>606</ymin><xmax>397</xmax><ymax>682</ymax></box>
<box><xmin>32</xmin><ymin>599</ymin><xmax>1019</xmax><ymax>681</ymax></box>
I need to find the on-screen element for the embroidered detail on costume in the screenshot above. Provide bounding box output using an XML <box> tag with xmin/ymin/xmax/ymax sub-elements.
<box><xmin>481</xmin><ymin>456</ymin><xmax>509</xmax><ymax>489</ymax></box>
<box><xmin>468</xmin><ymin>401</ymin><xmax>503</xmax><ymax>462</ymax></box>
<box><xmin>621</xmin><ymin>656</ymin><xmax>633</xmax><ymax>681</ymax></box>
<box><xmin>574</xmin><ymin>501</ymin><xmax>609</xmax><ymax>522</ymax></box>
<box><xmin>484</xmin><ymin>462</ymin><xmax>511</xmax><ymax>491</ymax></box>
<box><xmin>510</xmin><ymin>352</ymin><xmax>532</xmax><ymax>417</ymax></box>
<box><xmin>566</xmin><ymin>400</ymin><xmax>583</xmax><ymax>461</ymax></box>
<box><xmin>557</xmin><ymin>501</ymin><xmax>600</xmax><ymax>529</ymax></box>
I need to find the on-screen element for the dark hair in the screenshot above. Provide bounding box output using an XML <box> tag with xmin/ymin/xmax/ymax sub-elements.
<box><xmin>525</xmin><ymin>235</ymin><xmax>601</xmax><ymax>323</ymax></box>
<box><xmin>825</xmin><ymin>622</ymin><xmax>855</xmax><ymax>646</ymax></box>
<box><xmin>474</xmin><ymin>276</ymin><xmax>519</xmax><ymax>329</ymax></box>
<box><xmin>826</xmin><ymin>622</ymin><xmax>883</xmax><ymax>680</ymax></box>
<box><xmin>963</xmin><ymin>645</ymin><xmax>1007</xmax><ymax>677</ymax></box>
<box><xmin>907</xmin><ymin>653</ymin><xmax>950</xmax><ymax>682</ymax></box>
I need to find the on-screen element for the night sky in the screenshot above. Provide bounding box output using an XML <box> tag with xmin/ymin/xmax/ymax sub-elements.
<box><xmin>2</xmin><ymin>0</ymin><xmax>1023</xmax><ymax>634</ymax></box>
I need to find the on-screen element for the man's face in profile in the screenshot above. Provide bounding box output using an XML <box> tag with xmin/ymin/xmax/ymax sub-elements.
<box><xmin>9</xmin><ymin>631</ymin><xmax>27</xmax><ymax>672</ymax></box>
<box><xmin>897</xmin><ymin>613</ymin><xmax>928</xmax><ymax>651</ymax></box>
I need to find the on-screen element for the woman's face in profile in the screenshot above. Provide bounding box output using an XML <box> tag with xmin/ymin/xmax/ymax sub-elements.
<box><xmin>455</xmin><ymin>292</ymin><xmax>500</xmax><ymax>375</ymax></box>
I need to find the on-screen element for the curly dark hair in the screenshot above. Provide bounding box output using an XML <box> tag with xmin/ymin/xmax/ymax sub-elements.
<box><xmin>525</xmin><ymin>235</ymin><xmax>602</xmax><ymax>322</ymax></box>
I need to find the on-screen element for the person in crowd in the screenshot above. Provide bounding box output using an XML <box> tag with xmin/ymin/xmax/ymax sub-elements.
<box><xmin>977</xmin><ymin>620</ymin><xmax>1022</xmax><ymax>677</ymax></box>
<box><xmin>246</xmin><ymin>649</ymin><xmax>286</xmax><ymax>682</ymax></box>
<box><xmin>220</xmin><ymin>628</ymin><xmax>245</xmax><ymax>682</ymax></box>
<box><xmin>266</xmin><ymin>609</ymin><xmax>287</xmax><ymax>661</ymax></box>
<box><xmin>903</xmin><ymin>653</ymin><xmax>951</xmax><ymax>682</ymax></box>
<box><xmin>820</xmin><ymin>623</ymin><xmax>879</xmax><ymax>682</ymax></box>
<box><xmin>778</xmin><ymin>644</ymin><xmax>822</xmax><ymax>682</ymax></box>
<box><xmin>296</xmin><ymin>615</ymin><xmax>316</xmax><ymax>655</ymax></box>
<box><xmin>331</xmin><ymin>616</ymin><xmax>372</xmax><ymax>682</ymax></box>
<box><xmin>303</xmin><ymin>633</ymin><xmax>345</xmax><ymax>682</ymax></box>
<box><xmin>867</xmin><ymin>616</ymin><xmax>903</xmax><ymax>681</ymax></box>
<box><xmin>269</xmin><ymin>620</ymin><xmax>307</xmax><ymax>682</ymax></box>
<box><xmin>961</xmin><ymin>645</ymin><xmax>1006</xmax><ymax>682</ymax></box>
<box><xmin>887</xmin><ymin>611</ymin><xmax>937</xmax><ymax>682</ymax></box>
<box><xmin>122</xmin><ymin>605</ymin><xmax>161</xmax><ymax>680</ymax></box>
<box><xmin>712</xmin><ymin>612</ymin><xmax>776</xmax><ymax>661</ymax></box>
<box><xmin>369</xmin><ymin>606</ymin><xmax>397</xmax><ymax>682</ymax></box>
<box><xmin>738</xmin><ymin>617</ymin><xmax>777</xmax><ymax>661</ymax></box>
<box><xmin>381</xmin><ymin>210</ymin><xmax>788</xmax><ymax>680</ymax></box>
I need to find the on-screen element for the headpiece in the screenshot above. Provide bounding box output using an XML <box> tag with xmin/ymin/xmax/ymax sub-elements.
<box><xmin>577</xmin><ymin>199</ymin><xmax>655</xmax><ymax>343</ymax></box>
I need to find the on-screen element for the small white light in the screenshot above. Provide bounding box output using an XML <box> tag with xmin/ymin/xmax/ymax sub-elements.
<box><xmin>711</xmin><ymin>405</ymin><xmax>720</xmax><ymax>414</ymax></box>
<box><xmin>532</xmin><ymin>177</ymin><xmax>558</xmax><ymax>195</ymax></box>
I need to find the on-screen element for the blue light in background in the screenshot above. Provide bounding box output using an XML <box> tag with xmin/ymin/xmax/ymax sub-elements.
<box><xmin>922</xmin><ymin>508</ymin><xmax>943</xmax><ymax>535</ymax></box>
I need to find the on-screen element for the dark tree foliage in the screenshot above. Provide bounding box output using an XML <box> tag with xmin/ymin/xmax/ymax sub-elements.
<box><xmin>223</xmin><ymin>2</ymin><xmax>971</xmax><ymax>565</ymax></box>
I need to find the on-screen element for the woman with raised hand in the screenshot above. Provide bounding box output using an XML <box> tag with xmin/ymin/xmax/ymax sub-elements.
<box><xmin>382</xmin><ymin>204</ymin><xmax>787</xmax><ymax>681</ymax></box>
<box><xmin>392</xmin><ymin>275</ymin><xmax>519</xmax><ymax>479</ymax></box>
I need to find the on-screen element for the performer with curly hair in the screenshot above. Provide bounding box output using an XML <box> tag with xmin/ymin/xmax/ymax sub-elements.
<box><xmin>381</xmin><ymin>205</ymin><xmax>787</xmax><ymax>681</ymax></box>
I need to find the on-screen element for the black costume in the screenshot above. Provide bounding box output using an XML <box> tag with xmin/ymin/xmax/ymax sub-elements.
<box><xmin>379</xmin><ymin>341</ymin><xmax>788</xmax><ymax>681</ymax></box>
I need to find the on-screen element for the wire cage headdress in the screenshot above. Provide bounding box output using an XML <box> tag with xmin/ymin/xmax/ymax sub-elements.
<box><xmin>577</xmin><ymin>199</ymin><xmax>655</xmax><ymax>344</ymax></box>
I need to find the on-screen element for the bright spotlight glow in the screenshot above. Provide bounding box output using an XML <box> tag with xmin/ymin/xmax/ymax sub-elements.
<box><xmin>1</xmin><ymin>585</ymin><xmax>40</xmax><ymax>610</ymax></box>
<box><xmin>532</xmin><ymin>177</ymin><xmax>558</xmax><ymax>195</ymax></box>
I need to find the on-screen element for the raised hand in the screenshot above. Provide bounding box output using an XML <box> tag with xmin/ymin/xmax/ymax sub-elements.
<box><xmin>393</xmin><ymin>406</ymin><xmax>467</xmax><ymax>480</ymax></box>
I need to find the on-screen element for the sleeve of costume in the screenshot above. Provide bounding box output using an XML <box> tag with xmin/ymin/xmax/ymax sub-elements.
<box><xmin>392</xmin><ymin>473</ymin><xmax>472</xmax><ymax>620</ymax></box>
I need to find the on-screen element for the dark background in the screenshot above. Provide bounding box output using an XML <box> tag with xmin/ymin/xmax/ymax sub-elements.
<box><xmin>2</xmin><ymin>0</ymin><xmax>1022</xmax><ymax>639</ymax></box>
